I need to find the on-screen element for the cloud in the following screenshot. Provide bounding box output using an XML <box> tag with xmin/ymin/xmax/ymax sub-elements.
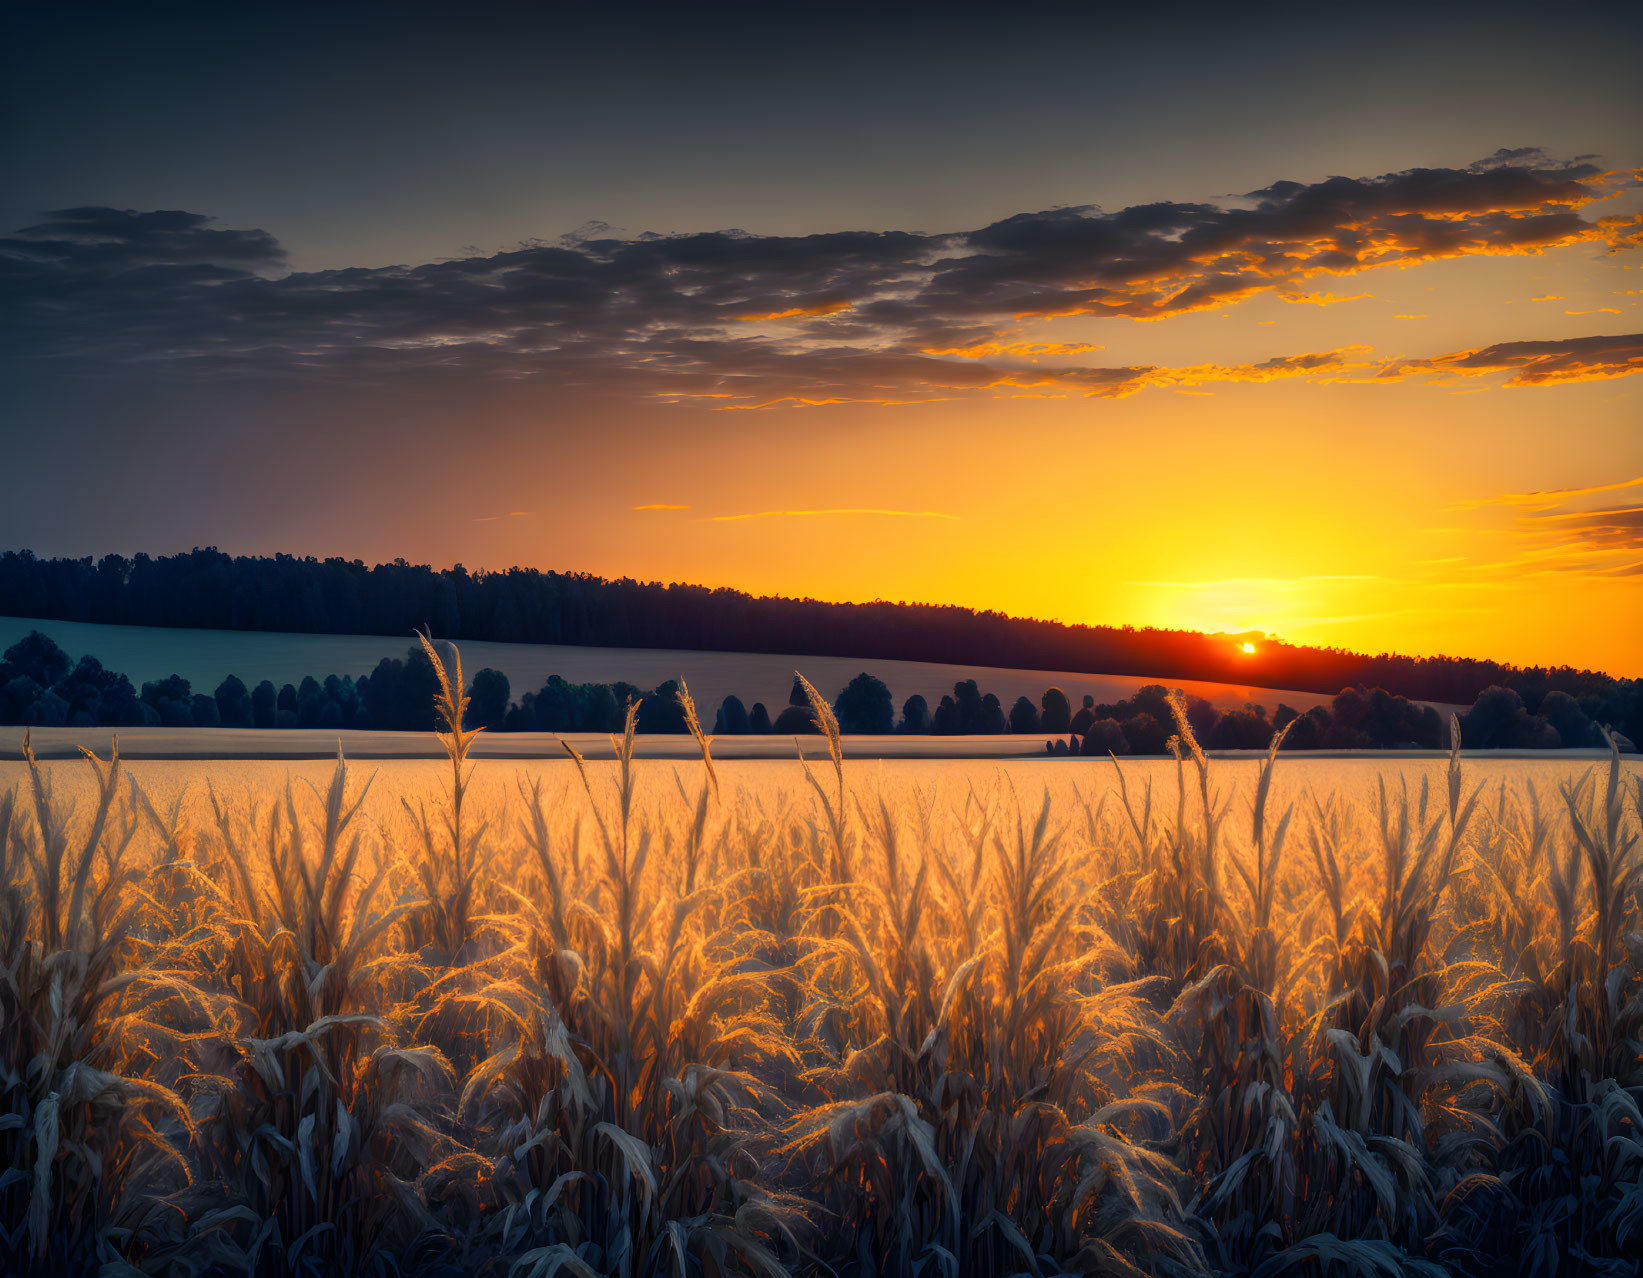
<box><xmin>1437</xmin><ymin>473</ymin><xmax>1643</xmax><ymax>587</ymax></box>
<box><xmin>709</xmin><ymin>508</ymin><xmax>958</xmax><ymax>522</ymax></box>
<box><xmin>1374</xmin><ymin>332</ymin><xmax>1643</xmax><ymax>386</ymax></box>
<box><xmin>1532</xmin><ymin>504</ymin><xmax>1643</xmax><ymax>549</ymax></box>
<box><xmin>1450</xmin><ymin>474</ymin><xmax>1643</xmax><ymax>511</ymax></box>
<box><xmin>3</xmin><ymin>151</ymin><xmax>1637</xmax><ymax>401</ymax></box>
<box><xmin>633</xmin><ymin>503</ymin><xmax>691</xmax><ymax>511</ymax></box>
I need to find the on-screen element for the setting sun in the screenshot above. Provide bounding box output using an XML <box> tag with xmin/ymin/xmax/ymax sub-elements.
<box><xmin>1241</xmin><ymin>642</ymin><xmax>1257</xmax><ymax>655</ymax></box>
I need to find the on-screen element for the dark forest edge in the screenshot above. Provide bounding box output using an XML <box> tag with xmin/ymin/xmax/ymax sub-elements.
<box><xmin>2</xmin><ymin>629</ymin><xmax>1636</xmax><ymax>754</ymax></box>
<box><xmin>0</xmin><ymin>547</ymin><xmax>1635</xmax><ymax>709</ymax></box>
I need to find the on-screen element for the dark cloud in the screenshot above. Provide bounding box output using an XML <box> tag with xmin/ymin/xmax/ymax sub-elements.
<box><xmin>1534</xmin><ymin>505</ymin><xmax>1643</xmax><ymax>550</ymax></box>
<box><xmin>1379</xmin><ymin>333</ymin><xmax>1643</xmax><ymax>386</ymax></box>
<box><xmin>6</xmin><ymin>207</ymin><xmax>285</xmax><ymax>270</ymax></box>
<box><xmin>2</xmin><ymin>154</ymin><xmax>1638</xmax><ymax>398</ymax></box>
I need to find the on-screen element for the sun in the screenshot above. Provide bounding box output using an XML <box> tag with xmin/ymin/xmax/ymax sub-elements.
<box><xmin>1241</xmin><ymin>641</ymin><xmax>1257</xmax><ymax>655</ymax></box>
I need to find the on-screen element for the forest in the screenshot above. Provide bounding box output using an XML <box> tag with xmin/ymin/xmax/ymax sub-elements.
<box><xmin>1</xmin><ymin>547</ymin><xmax>1635</xmax><ymax>709</ymax></box>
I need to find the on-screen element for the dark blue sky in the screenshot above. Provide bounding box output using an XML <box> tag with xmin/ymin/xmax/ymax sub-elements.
<box><xmin>7</xmin><ymin>1</ymin><xmax>1639</xmax><ymax>270</ymax></box>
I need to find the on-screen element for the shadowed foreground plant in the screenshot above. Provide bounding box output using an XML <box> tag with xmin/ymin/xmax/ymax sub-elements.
<box><xmin>460</xmin><ymin>690</ymin><xmax>812</xmax><ymax>1277</ymax></box>
<box><xmin>405</xmin><ymin>631</ymin><xmax>488</xmax><ymax>963</ymax></box>
<box><xmin>175</xmin><ymin>747</ymin><xmax>460</xmax><ymax>1277</ymax></box>
<box><xmin>789</xmin><ymin>752</ymin><xmax>1196</xmax><ymax>1276</ymax></box>
<box><xmin>1462</xmin><ymin>729</ymin><xmax>1643</xmax><ymax>1275</ymax></box>
<box><xmin>0</xmin><ymin>735</ymin><xmax>199</xmax><ymax>1275</ymax></box>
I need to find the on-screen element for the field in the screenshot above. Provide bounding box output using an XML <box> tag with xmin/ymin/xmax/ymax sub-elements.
<box><xmin>1</xmin><ymin>658</ymin><xmax>1639</xmax><ymax>1277</ymax></box>
<box><xmin>0</xmin><ymin>615</ymin><xmax>1338</xmax><ymax>719</ymax></box>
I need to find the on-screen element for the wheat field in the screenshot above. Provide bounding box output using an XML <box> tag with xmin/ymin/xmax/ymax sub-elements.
<box><xmin>1</xmin><ymin>643</ymin><xmax>1639</xmax><ymax>1277</ymax></box>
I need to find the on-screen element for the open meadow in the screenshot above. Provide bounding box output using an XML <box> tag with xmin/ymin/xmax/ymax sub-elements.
<box><xmin>1</xmin><ymin>660</ymin><xmax>1639</xmax><ymax>1277</ymax></box>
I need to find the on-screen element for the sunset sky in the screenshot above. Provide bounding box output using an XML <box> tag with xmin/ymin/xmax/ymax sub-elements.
<box><xmin>3</xmin><ymin>1</ymin><xmax>1640</xmax><ymax>676</ymax></box>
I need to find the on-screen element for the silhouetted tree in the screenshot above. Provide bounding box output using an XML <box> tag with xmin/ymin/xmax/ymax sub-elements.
<box><xmin>900</xmin><ymin>694</ymin><xmax>930</xmax><ymax>734</ymax></box>
<box><xmin>1462</xmin><ymin>685</ymin><xmax>1558</xmax><ymax>749</ymax></box>
<box><xmin>1122</xmin><ymin>712</ymin><xmax>1168</xmax><ymax>755</ymax></box>
<box><xmin>1274</xmin><ymin>703</ymin><xmax>1330</xmax><ymax>750</ymax></box>
<box><xmin>505</xmin><ymin>693</ymin><xmax>537</xmax><ymax>732</ymax></box>
<box><xmin>215</xmin><ymin>675</ymin><xmax>252</xmax><ymax>728</ymax></box>
<box><xmin>637</xmin><ymin>680</ymin><xmax>688</xmax><ymax>733</ymax></box>
<box><xmin>1082</xmin><ymin>718</ymin><xmax>1128</xmax><ymax>756</ymax></box>
<box><xmin>52</xmin><ymin>655</ymin><xmax>141</xmax><ymax>727</ymax></box>
<box><xmin>2</xmin><ymin>630</ymin><xmax>70</xmax><ymax>689</ymax></box>
<box><xmin>296</xmin><ymin>675</ymin><xmax>325</xmax><ymax>728</ymax></box>
<box><xmin>718</xmin><ymin>694</ymin><xmax>750</xmax><ymax>734</ymax></box>
<box><xmin>748</xmin><ymin>701</ymin><xmax>772</xmax><ymax>733</ymax></box>
<box><xmin>1186</xmin><ymin>696</ymin><xmax>1221</xmax><ymax>742</ymax></box>
<box><xmin>1540</xmin><ymin>690</ymin><xmax>1596</xmax><ymax>748</ymax></box>
<box><xmin>251</xmin><ymin>680</ymin><xmax>277</xmax><ymax>729</ymax></box>
<box><xmin>1209</xmin><ymin>707</ymin><xmax>1269</xmax><ymax>750</ymax></box>
<box><xmin>191</xmin><ymin>693</ymin><xmax>221</xmax><ymax>728</ymax></box>
<box><xmin>833</xmin><ymin>672</ymin><xmax>894</xmax><ymax>734</ymax></box>
<box><xmin>1</xmin><ymin>676</ymin><xmax>43</xmax><ymax>723</ymax></box>
<box><xmin>23</xmin><ymin>690</ymin><xmax>68</xmax><ymax>727</ymax></box>
<box><xmin>1009</xmin><ymin>695</ymin><xmax>1040</xmax><ymax>733</ymax></box>
<box><xmin>142</xmin><ymin>674</ymin><xmax>194</xmax><ymax>728</ymax></box>
<box><xmin>466</xmin><ymin>668</ymin><xmax>510</xmax><ymax>730</ymax></box>
<box><xmin>1040</xmin><ymin>686</ymin><xmax>1071</xmax><ymax>733</ymax></box>
<box><xmin>772</xmin><ymin>704</ymin><xmax>818</xmax><ymax>734</ymax></box>
<box><xmin>357</xmin><ymin>650</ymin><xmax>437</xmax><ymax>731</ymax></box>
<box><xmin>789</xmin><ymin>676</ymin><xmax>808</xmax><ymax>707</ymax></box>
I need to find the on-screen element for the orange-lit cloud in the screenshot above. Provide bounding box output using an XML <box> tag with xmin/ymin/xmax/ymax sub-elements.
<box><xmin>1279</xmin><ymin>291</ymin><xmax>1372</xmax><ymax>306</ymax></box>
<box><xmin>735</xmin><ymin>301</ymin><xmax>854</xmax><ymax>321</ymax></box>
<box><xmin>633</xmin><ymin>503</ymin><xmax>691</xmax><ymax>510</ymax></box>
<box><xmin>7</xmin><ymin>153</ymin><xmax>1637</xmax><ymax>391</ymax></box>
<box><xmin>1450</xmin><ymin>474</ymin><xmax>1643</xmax><ymax>511</ymax></box>
<box><xmin>653</xmin><ymin>332</ymin><xmax>1639</xmax><ymax>409</ymax></box>
<box><xmin>1373</xmin><ymin>332</ymin><xmax>1643</xmax><ymax>386</ymax></box>
<box><xmin>919</xmin><ymin>340</ymin><xmax>1105</xmax><ymax>359</ymax></box>
<box><xmin>710</xmin><ymin>508</ymin><xmax>958</xmax><ymax>522</ymax></box>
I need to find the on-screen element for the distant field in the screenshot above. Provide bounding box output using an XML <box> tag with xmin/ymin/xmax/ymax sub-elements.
<box><xmin>6</xmin><ymin>753</ymin><xmax>1629</xmax><ymax>831</ymax></box>
<box><xmin>0</xmin><ymin>615</ymin><xmax>1344</xmax><ymax>720</ymax></box>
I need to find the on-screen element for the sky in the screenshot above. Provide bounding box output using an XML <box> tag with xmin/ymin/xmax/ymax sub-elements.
<box><xmin>2</xmin><ymin>0</ymin><xmax>1641</xmax><ymax>676</ymax></box>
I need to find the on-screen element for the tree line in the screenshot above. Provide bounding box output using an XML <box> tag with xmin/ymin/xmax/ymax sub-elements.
<box><xmin>1</xmin><ymin>629</ymin><xmax>1633</xmax><ymax>752</ymax></box>
<box><xmin>1</xmin><ymin>546</ymin><xmax>1635</xmax><ymax>709</ymax></box>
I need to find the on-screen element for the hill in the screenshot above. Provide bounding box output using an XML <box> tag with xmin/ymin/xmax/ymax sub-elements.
<box><xmin>1</xmin><ymin>547</ymin><xmax>1627</xmax><ymax>707</ymax></box>
<box><xmin>0</xmin><ymin>616</ymin><xmax>1337</xmax><ymax>726</ymax></box>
